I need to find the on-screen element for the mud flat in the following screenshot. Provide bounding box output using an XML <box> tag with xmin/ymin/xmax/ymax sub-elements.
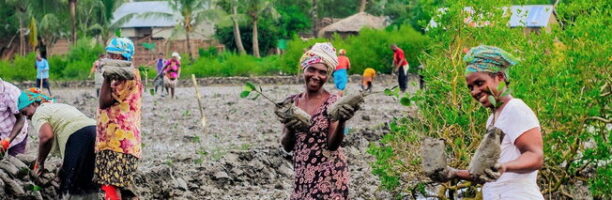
<box><xmin>16</xmin><ymin>80</ymin><xmax>414</xmax><ymax>199</ymax></box>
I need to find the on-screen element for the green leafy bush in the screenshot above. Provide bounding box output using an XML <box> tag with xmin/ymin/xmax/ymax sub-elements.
<box><xmin>368</xmin><ymin>0</ymin><xmax>610</xmax><ymax>199</ymax></box>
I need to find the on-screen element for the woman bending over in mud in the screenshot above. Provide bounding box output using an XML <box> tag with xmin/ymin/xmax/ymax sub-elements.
<box><xmin>18</xmin><ymin>88</ymin><xmax>98</xmax><ymax>199</ymax></box>
<box><xmin>276</xmin><ymin>43</ymin><xmax>361</xmax><ymax>200</ymax></box>
<box><xmin>441</xmin><ymin>45</ymin><xmax>544</xmax><ymax>199</ymax></box>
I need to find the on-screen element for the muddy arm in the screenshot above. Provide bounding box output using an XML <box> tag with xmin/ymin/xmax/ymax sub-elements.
<box><xmin>326</xmin><ymin>120</ymin><xmax>345</xmax><ymax>151</ymax></box>
<box><xmin>281</xmin><ymin>127</ymin><xmax>296</xmax><ymax>152</ymax></box>
<box><xmin>36</xmin><ymin>123</ymin><xmax>54</xmax><ymax>169</ymax></box>
<box><xmin>99</xmin><ymin>77</ymin><xmax>116</xmax><ymax>109</ymax></box>
<box><xmin>503</xmin><ymin>127</ymin><xmax>544</xmax><ymax>173</ymax></box>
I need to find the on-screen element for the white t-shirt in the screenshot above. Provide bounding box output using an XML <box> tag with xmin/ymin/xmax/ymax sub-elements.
<box><xmin>483</xmin><ymin>98</ymin><xmax>544</xmax><ymax>199</ymax></box>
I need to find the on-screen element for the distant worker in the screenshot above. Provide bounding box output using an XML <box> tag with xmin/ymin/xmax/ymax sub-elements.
<box><xmin>391</xmin><ymin>44</ymin><xmax>409</xmax><ymax>92</ymax></box>
<box><xmin>361</xmin><ymin>68</ymin><xmax>376</xmax><ymax>92</ymax></box>
<box><xmin>163</xmin><ymin>52</ymin><xmax>181</xmax><ymax>99</ymax></box>
<box><xmin>148</xmin><ymin>52</ymin><xmax>166</xmax><ymax>95</ymax></box>
<box><xmin>35</xmin><ymin>54</ymin><xmax>52</xmax><ymax>96</ymax></box>
<box><xmin>89</xmin><ymin>54</ymin><xmax>105</xmax><ymax>96</ymax></box>
<box><xmin>334</xmin><ymin>49</ymin><xmax>351</xmax><ymax>96</ymax></box>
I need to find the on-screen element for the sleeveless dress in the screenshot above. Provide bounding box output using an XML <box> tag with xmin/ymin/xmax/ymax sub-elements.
<box><xmin>288</xmin><ymin>93</ymin><xmax>350</xmax><ymax>200</ymax></box>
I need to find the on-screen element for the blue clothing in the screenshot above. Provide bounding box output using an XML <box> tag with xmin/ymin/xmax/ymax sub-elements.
<box><xmin>156</xmin><ymin>59</ymin><xmax>165</xmax><ymax>74</ymax></box>
<box><xmin>333</xmin><ymin>69</ymin><xmax>348</xmax><ymax>91</ymax></box>
<box><xmin>36</xmin><ymin>59</ymin><xmax>50</xmax><ymax>79</ymax></box>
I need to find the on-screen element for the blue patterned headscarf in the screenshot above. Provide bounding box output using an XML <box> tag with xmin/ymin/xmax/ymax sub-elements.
<box><xmin>464</xmin><ymin>45</ymin><xmax>519</xmax><ymax>77</ymax></box>
<box><xmin>106</xmin><ymin>38</ymin><xmax>135</xmax><ymax>61</ymax></box>
<box><xmin>18</xmin><ymin>88</ymin><xmax>53</xmax><ymax>110</ymax></box>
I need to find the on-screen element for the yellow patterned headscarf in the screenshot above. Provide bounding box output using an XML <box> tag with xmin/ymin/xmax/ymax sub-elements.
<box><xmin>299</xmin><ymin>42</ymin><xmax>339</xmax><ymax>74</ymax></box>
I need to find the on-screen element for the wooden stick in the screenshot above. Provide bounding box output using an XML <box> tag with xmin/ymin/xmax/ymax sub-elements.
<box><xmin>191</xmin><ymin>74</ymin><xmax>204</xmax><ymax>118</ymax></box>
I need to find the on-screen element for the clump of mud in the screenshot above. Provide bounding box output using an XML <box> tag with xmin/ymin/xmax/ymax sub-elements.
<box><xmin>421</xmin><ymin>138</ymin><xmax>453</xmax><ymax>182</ymax></box>
<box><xmin>468</xmin><ymin>128</ymin><xmax>504</xmax><ymax>181</ymax></box>
<box><xmin>328</xmin><ymin>92</ymin><xmax>366</xmax><ymax>121</ymax></box>
<box><xmin>274</xmin><ymin>99</ymin><xmax>311</xmax><ymax>130</ymax></box>
<box><xmin>0</xmin><ymin>154</ymin><xmax>60</xmax><ymax>200</ymax></box>
<box><xmin>101</xmin><ymin>59</ymin><xmax>135</xmax><ymax>80</ymax></box>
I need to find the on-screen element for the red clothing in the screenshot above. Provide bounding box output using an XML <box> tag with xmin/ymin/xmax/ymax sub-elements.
<box><xmin>335</xmin><ymin>55</ymin><xmax>351</xmax><ymax>71</ymax></box>
<box><xmin>393</xmin><ymin>48</ymin><xmax>408</xmax><ymax>66</ymax></box>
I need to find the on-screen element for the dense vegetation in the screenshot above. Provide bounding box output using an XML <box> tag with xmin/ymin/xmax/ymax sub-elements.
<box><xmin>367</xmin><ymin>0</ymin><xmax>611</xmax><ymax>199</ymax></box>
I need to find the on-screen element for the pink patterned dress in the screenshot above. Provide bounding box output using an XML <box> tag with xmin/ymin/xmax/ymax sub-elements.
<box><xmin>288</xmin><ymin>93</ymin><xmax>349</xmax><ymax>200</ymax></box>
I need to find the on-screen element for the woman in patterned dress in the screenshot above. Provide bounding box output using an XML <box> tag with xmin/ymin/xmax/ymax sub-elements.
<box><xmin>96</xmin><ymin>37</ymin><xmax>142</xmax><ymax>200</ymax></box>
<box><xmin>277</xmin><ymin>43</ymin><xmax>362</xmax><ymax>200</ymax></box>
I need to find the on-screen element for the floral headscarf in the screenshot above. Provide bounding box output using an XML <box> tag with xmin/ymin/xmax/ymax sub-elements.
<box><xmin>18</xmin><ymin>88</ymin><xmax>53</xmax><ymax>110</ymax></box>
<box><xmin>299</xmin><ymin>42</ymin><xmax>339</xmax><ymax>74</ymax></box>
<box><xmin>106</xmin><ymin>38</ymin><xmax>135</xmax><ymax>61</ymax></box>
<box><xmin>464</xmin><ymin>45</ymin><xmax>519</xmax><ymax>78</ymax></box>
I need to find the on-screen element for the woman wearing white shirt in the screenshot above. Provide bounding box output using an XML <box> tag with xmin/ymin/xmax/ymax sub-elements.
<box><xmin>445</xmin><ymin>45</ymin><xmax>545</xmax><ymax>199</ymax></box>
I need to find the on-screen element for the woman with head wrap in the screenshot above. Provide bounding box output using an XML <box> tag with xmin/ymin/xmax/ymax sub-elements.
<box><xmin>435</xmin><ymin>45</ymin><xmax>544</xmax><ymax>199</ymax></box>
<box><xmin>162</xmin><ymin>52</ymin><xmax>181</xmax><ymax>98</ymax></box>
<box><xmin>334</xmin><ymin>49</ymin><xmax>351</xmax><ymax>96</ymax></box>
<box><xmin>96</xmin><ymin>37</ymin><xmax>142</xmax><ymax>200</ymax></box>
<box><xmin>18</xmin><ymin>88</ymin><xmax>99</xmax><ymax>199</ymax></box>
<box><xmin>276</xmin><ymin>43</ymin><xmax>360</xmax><ymax>200</ymax></box>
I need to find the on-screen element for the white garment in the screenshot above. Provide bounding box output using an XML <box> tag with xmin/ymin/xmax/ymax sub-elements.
<box><xmin>483</xmin><ymin>98</ymin><xmax>544</xmax><ymax>199</ymax></box>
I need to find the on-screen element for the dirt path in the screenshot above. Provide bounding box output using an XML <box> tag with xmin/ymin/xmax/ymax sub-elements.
<box><xmin>20</xmin><ymin>80</ymin><xmax>416</xmax><ymax>199</ymax></box>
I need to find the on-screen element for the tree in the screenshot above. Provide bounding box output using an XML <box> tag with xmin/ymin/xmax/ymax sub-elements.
<box><xmin>218</xmin><ymin>0</ymin><xmax>247</xmax><ymax>55</ymax></box>
<box><xmin>246</xmin><ymin>0</ymin><xmax>279</xmax><ymax>58</ymax></box>
<box><xmin>142</xmin><ymin>0</ymin><xmax>223</xmax><ymax>60</ymax></box>
<box><xmin>359</xmin><ymin>0</ymin><xmax>367</xmax><ymax>12</ymax></box>
<box><xmin>69</xmin><ymin>0</ymin><xmax>77</xmax><ymax>43</ymax></box>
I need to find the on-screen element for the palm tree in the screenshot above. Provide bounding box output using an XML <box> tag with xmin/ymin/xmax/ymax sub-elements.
<box><xmin>69</xmin><ymin>0</ymin><xmax>77</xmax><ymax>43</ymax></box>
<box><xmin>229</xmin><ymin>0</ymin><xmax>246</xmax><ymax>55</ymax></box>
<box><xmin>169</xmin><ymin>0</ymin><xmax>223</xmax><ymax>60</ymax></box>
<box><xmin>246</xmin><ymin>0</ymin><xmax>279</xmax><ymax>58</ymax></box>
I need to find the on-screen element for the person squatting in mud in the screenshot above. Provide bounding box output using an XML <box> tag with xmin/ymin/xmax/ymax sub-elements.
<box><xmin>97</xmin><ymin>37</ymin><xmax>143</xmax><ymax>200</ymax></box>
<box><xmin>0</xmin><ymin>78</ymin><xmax>29</xmax><ymax>156</ymax></box>
<box><xmin>18</xmin><ymin>88</ymin><xmax>99</xmax><ymax>199</ymax></box>
<box><xmin>276</xmin><ymin>43</ymin><xmax>362</xmax><ymax>200</ymax></box>
<box><xmin>434</xmin><ymin>45</ymin><xmax>544</xmax><ymax>199</ymax></box>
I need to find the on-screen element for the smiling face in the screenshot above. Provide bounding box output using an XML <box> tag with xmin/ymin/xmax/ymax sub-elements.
<box><xmin>465</xmin><ymin>72</ymin><xmax>505</xmax><ymax>108</ymax></box>
<box><xmin>303</xmin><ymin>63</ymin><xmax>329</xmax><ymax>93</ymax></box>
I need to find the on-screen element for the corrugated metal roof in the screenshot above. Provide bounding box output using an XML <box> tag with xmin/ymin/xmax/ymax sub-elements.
<box><xmin>508</xmin><ymin>5</ymin><xmax>554</xmax><ymax>27</ymax></box>
<box><xmin>427</xmin><ymin>5</ymin><xmax>555</xmax><ymax>30</ymax></box>
<box><xmin>111</xmin><ymin>1</ymin><xmax>180</xmax><ymax>28</ymax></box>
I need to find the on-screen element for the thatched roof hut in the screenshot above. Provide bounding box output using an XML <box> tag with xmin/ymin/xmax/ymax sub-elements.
<box><xmin>318</xmin><ymin>12</ymin><xmax>387</xmax><ymax>38</ymax></box>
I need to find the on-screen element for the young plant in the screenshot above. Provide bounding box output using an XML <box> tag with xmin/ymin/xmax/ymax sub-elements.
<box><xmin>240</xmin><ymin>82</ymin><xmax>311</xmax><ymax>126</ymax></box>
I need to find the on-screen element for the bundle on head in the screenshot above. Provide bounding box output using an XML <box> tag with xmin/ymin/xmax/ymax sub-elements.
<box><xmin>421</xmin><ymin>138</ymin><xmax>450</xmax><ymax>181</ymax></box>
<box><xmin>327</xmin><ymin>92</ymin><xmax>367</xmax><ymax>121</ymax></box>
<box><xmin>101</xmin><ymin>58</ymin><xmax>135</xmax><ymax>80</ymax></box>
<box><xmin>468</xmin><ymin>127</ymin><xmax>504</xmax><ymax>179</ymax></box>
<box><xmin>275</xmin><ymin>99</ymin><xmax>311</xmax><ymax>130</ymax></box>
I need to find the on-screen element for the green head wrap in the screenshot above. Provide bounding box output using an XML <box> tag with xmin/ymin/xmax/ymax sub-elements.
<box><xmin>464</xmin><ymin>45</ymin><xmax>519</xmax><ymax>78</ymax></box>
<box><xmin>18</xmin><ymin>88</ymin><xmax>53</xmax><ymax>110</ymax></box>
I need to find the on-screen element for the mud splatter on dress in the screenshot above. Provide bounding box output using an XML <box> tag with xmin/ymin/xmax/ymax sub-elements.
<box><xmin>288</xmin><ymin>93</ymin><xmax>349</xmax><ymax>200</ymax></box>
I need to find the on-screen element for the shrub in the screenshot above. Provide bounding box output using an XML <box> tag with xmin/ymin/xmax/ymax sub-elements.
<box><xmin>368</xmin><ymin>0</ymin><xmax>610</xmax><ymax>198</ymax></box>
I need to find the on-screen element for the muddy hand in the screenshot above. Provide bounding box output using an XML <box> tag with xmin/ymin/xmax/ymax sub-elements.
<box><xmin>338</xmin><ymin>104</ymin><xmax>360</xmax><ymax>122</ymax></box>
<box><xmin>284</xmin><ymin>118</ymin><xmax>309</xmax><ymax>132</ymax></box>
<box><xmin>484</xmin><ymin>163</ymin><xmax>504</xmax><ymax>179</ymax></box>
<box><xmin>430</xmin><ymin>166</ymin><xmax>458</xmax><ymax>182</ymax></box>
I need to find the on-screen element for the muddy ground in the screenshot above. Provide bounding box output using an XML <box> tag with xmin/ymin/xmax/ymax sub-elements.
<box><xmin>19</xmin><ymin>79</ymin><xmax>416</xmax><ymax>199</ymax></box>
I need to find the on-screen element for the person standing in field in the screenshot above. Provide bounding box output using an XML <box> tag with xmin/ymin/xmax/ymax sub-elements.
<box><xmin>35</xmin><ymin>54</ymin><xmax>52</xmax><ymax>96</ymax></box>
<box><xmin>333</xmin><ymin>49</ymin><xmax>351</xmax><ymax>96</ymax></box>
<box><xmin>0</xmin><ymin>78</ymin><xmax>28</xmax><ymax>156</ymax></box>
<box><xmin>148</xmin><ymin>52</ymin><xmax>166</xmax><ymax>95</ymax></box>
<box><xmin>89</xmin><ymin>54</ymin><xmax>105</xmax><ymax>97</ymax></box>
<box><xmin>18</xmin><ymin>88</ymin><xmax>98</xmax><ymax>199</ymax></box>
<box><xmin>163</xmin><ymin>52</ymin><xmax>181</xmax><ymax>99</ymax></box>
<box><xmin>436</xmin><ymin>45</ymin><xmax>544</xmax><ymax>199</ymax></box>
<box><xmin>391</xmin><ymin>44</ymin><xmax>409</xmax><ymax>92</ymax></box>
<box><xmin>361</xmin><ymin>67</ymin><xmax>376</xmax><ymax>92</ymax></box>
<box><xmin>277</xmin><ymin>43</ymin><xmax>361</xmax><ymax>200</ymax></box>
<box><xmin>96</xmin><ymin>37</ymin><xmax>142</xmax><ymax>200</ymax></box>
